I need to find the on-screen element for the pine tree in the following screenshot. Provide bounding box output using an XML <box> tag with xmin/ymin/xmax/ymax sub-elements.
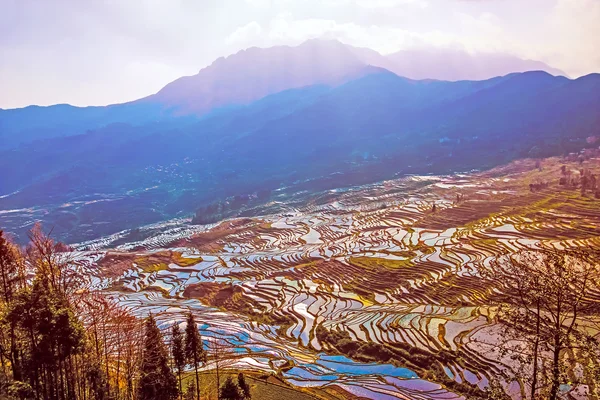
<box><xmin>11</xmin><ymin>267</ymin><xmax>86</xmax><ymax>399</ymax></box>
<box><xmin>237</xmin><ymin>373</ymin><xmax>251</xmax><ymax>399</ymax></box>
<box><xmin>184</xmin><ymin>312</ymin><xmax>206</xmax><ymax>400</ymax></box>
<box><xmin>138</xmin><ymin>314</ymin><xmax>178</xmax><ymax>400</ymax></box>
<box><xmin>171</xmin><ymin>323</ymin><xmax>185</xmax><ymax>400</ymax></box>
<box><xmin>220</xmin><ymin>376</ymin><xmax>241</xmax><ymax>400</ymax></box>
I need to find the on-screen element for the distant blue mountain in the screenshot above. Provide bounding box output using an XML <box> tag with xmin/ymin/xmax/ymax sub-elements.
<box><xmin>1</xmin><ymin>69</ymin><xmax>599</xmax><ymax>243</ymax></box>
<box><xmin>0</xmin><ymin>102</ymin><xmax>188</xmax><ymax>149</ymax></box>
<box><xmin>0</xmin><ymin>40</ymin><xmax>378</xmax><ymax>149</ymax></box>
<box><xmin>0</xmin><ymin>39</ymin><xmax>569</xmax><ymax>151</ymax></box>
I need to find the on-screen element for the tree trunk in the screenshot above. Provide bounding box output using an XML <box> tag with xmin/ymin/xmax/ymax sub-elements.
<box><xmin>10</xmin><ymin>325</ymin><xmax>22</xmax><ymax>381</ymax></box>
<box><xmin>41</xmin><ymin>364</ymin><xmax>48</xmax><ymax>400</ymax></box>
<box><xmin>216</xmin><ymin>357</ymin><xmax>220</xmax><ymax>400</ymax></box>
<box><xmin>530</xmin><ymin>299</ymin><xmax>541</xmax><ymax>400</ymax></box>
<box><xmin>116</xmin><ymin>330</ymin><xmax>121</xmax><ymax>400</ymax></box>
<box><xmin>103</xmin><ymin>320</ymin><xmax>110</xmax><ymax>400</ymax></box>
<box><xmin>178</xmin><ymin>368</ymin><xmax>183</xmax><ymax>400</ymax></box>
<box><xmin>549</xmin><ymin>332</ymin><xmax>562</xmax><ymax>400</ymax></box>
<box><xmin>0</xmin><ymin>348</ymin><xmax>7</xmax><ymax>385</ymax></box>
<box><xmin>75</xmin><ymin>353</ymin><xmax>83</xmax><ymax>400</ymax></box>
<box><xmin>59</xmin><ymin>357</ymin><xmax>65</xmax><ymax>400</ymax></box>
<box><xmin>194</xmin><ymin>359</ymin><xmax>200</xmax><ymax>400</ymax></box>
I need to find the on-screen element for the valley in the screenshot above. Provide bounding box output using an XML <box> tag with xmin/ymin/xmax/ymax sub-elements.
<box><xmin>3</xmin><ymin>5</ymin><xmax>600</xmax><ymax>400</ymax></box>
<box><xmin>2</xmin><ymin>41</ymin><xmax>599</xmax><ymax>245</ymax></box>
<box><xmin>67</xmin><ymin>154</ymin><xmax>600</xmax><ymax>399</ymax></box>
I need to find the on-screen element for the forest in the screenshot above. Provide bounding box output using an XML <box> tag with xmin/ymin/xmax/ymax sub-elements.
<box><xmin>0</xmin><ymin>226</ymin><xmax>251</xmax><ymax>400</ymax></box>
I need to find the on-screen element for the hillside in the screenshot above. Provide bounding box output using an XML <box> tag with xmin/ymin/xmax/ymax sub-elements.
<box><xmin>0</xmin><ymin>69</ymin><xmax>598</xmax><ymax>243</ymax></box>
<box><xmin>69</xmin><ymin>154</ymin><xmax>600</xmax><ymax>399</ymax></box>
<box><xmin>0</xmin><ymin>39</ymin><xmax>567</xmax><ymax>149</ymax></box>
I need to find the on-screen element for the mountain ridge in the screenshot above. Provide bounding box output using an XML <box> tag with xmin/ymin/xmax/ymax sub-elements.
<box><xmin>1</xmin><ymin>39</ymin><xmax>569</xmax><ymax>149</ymax></box>
<box><xmin>1</xmin><ymin>69</ymin><xmax>598</xmax><ymax>243</ymax></box>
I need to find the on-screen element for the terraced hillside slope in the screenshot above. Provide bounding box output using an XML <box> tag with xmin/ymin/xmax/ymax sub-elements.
<box><xmin>68</xmin><ymin>153</ymin><xmax>600</xmax><ymax>399</ymax></box>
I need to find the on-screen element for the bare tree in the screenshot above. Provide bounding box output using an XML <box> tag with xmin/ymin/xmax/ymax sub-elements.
<box><xmin>207</xmin><ymin>338</ymin><xmax>236</xmax><ymax>400</ymax></box>
<box><xmin>484</xmin><ymin>249</ymin><xmax>600</xmax><ymax>399</ymax></box>
<box><xmin>26</xmin><ymin>223</ymin><xmax>82</xmax><ymax>299</ymax></box>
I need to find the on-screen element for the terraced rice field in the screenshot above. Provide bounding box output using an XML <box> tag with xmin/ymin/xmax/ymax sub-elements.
<box><xmin>69</xmin><ymin>156</ymin><xmax>600</xmax><ymax>399</ymax></box>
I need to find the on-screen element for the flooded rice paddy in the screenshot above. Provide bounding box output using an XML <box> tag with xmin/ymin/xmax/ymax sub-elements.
<box><xmin>69</xmin><ymin>157</ymin><xmax>600</xmax><ymax>399</ymax></box>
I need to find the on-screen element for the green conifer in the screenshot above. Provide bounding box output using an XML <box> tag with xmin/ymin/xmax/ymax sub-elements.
<box><xmin>220</xmin><ymin>376</ymin><xmax>241</xmax><ymax>400</ymax></box>
<box><xmin>184</xmin><ymin>312</ymin><xmax>206</xmax><ymax>400</ymax></box>
<box><xmin>171</xmin><ymin>323</ymin><xmax>185</xmax><ymax>399</ymax></box>
<box><xmin>237</xmin><ymin>373</ymin><xmax>251</xmax><ymax>399</ymax></box>
<box><xmin>138</xmin><ymin>314</ymin><xmax>178</xmax><ymax>400</ymax></box>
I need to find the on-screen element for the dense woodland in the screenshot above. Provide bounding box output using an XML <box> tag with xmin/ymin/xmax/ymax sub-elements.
<box><xmin>0</xmin><ymin>226</ymin><xmax>251</xmax><ymax>400</ymax></box>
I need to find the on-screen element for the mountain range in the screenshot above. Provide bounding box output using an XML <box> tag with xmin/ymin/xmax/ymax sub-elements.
<box><xmin>0</xmin><ymin>39</ymin><xmax>597</xmax><ymax>243</ymax></box>
<box><xmin>1</xmin><ymin>39</ymin><xmax>566</xmax><ymax>149</ymax></box>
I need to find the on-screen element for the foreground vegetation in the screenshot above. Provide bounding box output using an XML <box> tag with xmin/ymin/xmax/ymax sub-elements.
<box><xmin>0</xmin><ymin>225</ymin><xmax>260</xmax><ymax>400</ymax></box>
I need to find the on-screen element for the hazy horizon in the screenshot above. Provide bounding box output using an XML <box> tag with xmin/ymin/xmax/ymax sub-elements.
<box><xmin>2</xmin><ymin>3</ymin><xmax>600</xmax><ymax>399</ymax></box>
<box><xmin>1</xmin><ymin>0</ymin><xmax>599</xmax><ymax>109</ymax></box>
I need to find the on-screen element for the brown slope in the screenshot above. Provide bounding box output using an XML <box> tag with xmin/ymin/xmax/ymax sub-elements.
<box><xmin>144</xmin><ymin>39</ymin><xmax>379</xmax><ymax>115</ymax></box>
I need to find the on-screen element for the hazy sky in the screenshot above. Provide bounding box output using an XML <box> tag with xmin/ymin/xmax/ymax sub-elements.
<box><xmin>1</xmin><ymin>0</ymin><xmax>598</xmax><ymax>108</ymax></box>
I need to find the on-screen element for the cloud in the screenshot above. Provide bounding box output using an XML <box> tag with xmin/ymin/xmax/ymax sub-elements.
<box><xmin>243</xmin><ymin>0</ymin><xmax>274</xmax><ymax>7</ymax></box>
<box><xmin>1</xmin><ymin>0</ymin><xmax>598</xmax><ymax>107</ymax></box>
<box><xmin>355</xmin><ymin>0</ymin><xmax>429</xmax><ymax>9</ymax></box>
<box><xmin>227</xmin><ymin>11</ymin><xmax>489</xmax><ymax>54</ymax></box>
<box><xmin>0</xmin><ymin>0</ymin><xmax>248</xmax><ymax>107</ymax></box>
<box><xmin>226</xmin><ymin>0</ymin><xmax>599</xmax><ymax>75</ymax></box>
<box><xmin>544</xmin><ymin>0</ymin><xmax>600</xmax><ymax>77</ymax></box>
<box><xmin>226</xmin><ymin>21</ymin><xmax>263</xmax><ymax>45</ymax></box>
